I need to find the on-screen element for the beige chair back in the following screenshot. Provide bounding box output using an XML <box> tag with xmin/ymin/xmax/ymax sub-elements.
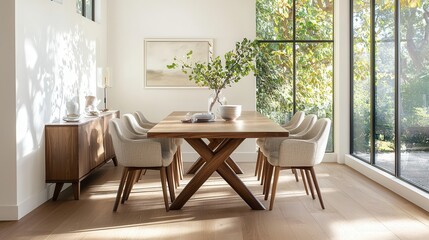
<box><xmin>123</xmin><ymin>113</ymin><xmax>148</xmax><ymax>135</ymax></box>
<box><xmin>289</xmin><ymin>114</ymin><xmax>317</xmax><ymax>135</ymax></box>
<box><xmin>134</xmin><ymin>111</ymin><xmax>157</xmax><ymax>128</ymax></box>
<box><xmin>282</xmin><ymin>111</ymin><xmax>305</xmax><ymax>130</ymax></box>
<box><xmin>278</xmin><ymin>118</ymin><xmax>331</xmax><ymax>167</ymax></box>
<box><xmin>109</xmin><ymin>118</ymin><xmax>164</xmax><ymax>167</ymax></box>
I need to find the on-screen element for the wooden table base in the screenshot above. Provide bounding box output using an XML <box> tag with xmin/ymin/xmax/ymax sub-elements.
<box><xmin>169</xmin><ymin>138</ymin><xmax>265</xmax><ymax>210</ymax></box>
<box><xmin>186</xmin><ymin>138</ymin><xmax>244</xmax><ymax>174</ymax></box>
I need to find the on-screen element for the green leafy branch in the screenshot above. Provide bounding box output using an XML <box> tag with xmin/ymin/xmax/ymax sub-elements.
<box><xmin>167</xmin><ymin>38</ymin><xmax>259</xmax><ymax>111</ymax></box>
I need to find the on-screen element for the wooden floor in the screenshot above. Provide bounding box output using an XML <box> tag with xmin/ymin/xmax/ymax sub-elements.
<box><xmin>2</xmin><ymin>163</ymin><xmax>429</xmax><ymax>240</ymax></box>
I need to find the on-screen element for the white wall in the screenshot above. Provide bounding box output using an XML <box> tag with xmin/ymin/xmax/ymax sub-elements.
<box><xmin>107</xmin><ymin>0</ymin><xmax>257</xmax><ymax>158</ymax></box>
<box><xmin>0</xmin><ymin>0</ymin><xmax>108</xmax><ymax>220</ymax></box>
<box><xmin>334</xmin><ymin>0</ymin><xmax>350</xmax><ymax>163</ymax></box>
<box><xmin>0</xmin><ymin>0</ymin><xmax>18</xmax><ymax>220</ymax></box>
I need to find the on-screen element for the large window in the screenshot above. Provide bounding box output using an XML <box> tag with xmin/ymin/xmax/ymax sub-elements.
<box><xmin>256</xmin><ymin>0</ymin><xmax>334</xmax><ymax>151</ymax></box>
<box><xmin>352</xmin><ymin>0</ymin><xmax>429</xmax><ymax>192</ymax></box>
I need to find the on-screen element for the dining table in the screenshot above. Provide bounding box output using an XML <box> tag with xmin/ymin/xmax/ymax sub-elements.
<box><xmin>147</xmin><ymin>111</ymin><xmax>289</xmax><ymax>210</ymax></box>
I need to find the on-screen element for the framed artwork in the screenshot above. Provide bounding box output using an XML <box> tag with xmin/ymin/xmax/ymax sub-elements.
<box><xmin>144</xmin><ymin>39</ymin><xmax>213</xmax><ymax>88</ymax></box>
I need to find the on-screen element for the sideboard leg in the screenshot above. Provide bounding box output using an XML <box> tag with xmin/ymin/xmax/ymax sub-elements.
<box><xmin>52</xmin><ymin>183</ymin><xmax>64</xmax><ymax>201</ymax></box>
<box><xmin>112</xmin><ymin>156</ymin><xmax>118</xmax><ymax>166</ymax></box>
<box><xmin>72</xmin><ymin>182</ymin><xmax>80</xmax><ymax>200</ymax></box>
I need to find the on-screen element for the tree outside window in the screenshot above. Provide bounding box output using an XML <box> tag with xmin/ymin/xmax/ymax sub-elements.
<box><xmin>256</xmin><ymin>0</ymin><xmax>334</xmax><ymax>151</ymax></box>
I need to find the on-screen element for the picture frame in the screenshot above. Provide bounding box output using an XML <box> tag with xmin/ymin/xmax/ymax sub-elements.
<box><xmin>144</xmin><ymin>38</ymin><xmax>213</xmax><ymax>88</ymax></box>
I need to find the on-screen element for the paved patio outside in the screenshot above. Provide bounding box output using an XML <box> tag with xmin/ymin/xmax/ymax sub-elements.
<box><xmin>354</xmin><ymin>151</ymin><xmax>429</xmax><ymax>192</ymax></box>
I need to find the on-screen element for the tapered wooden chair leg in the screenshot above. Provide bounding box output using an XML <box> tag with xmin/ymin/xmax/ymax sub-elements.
<box><xmin>261</xmin><ymin>156</ymin><xmax>268</xmax><ymax>186</ymax></box>
<box><xmin>122</xmin><ymin>171</ymin><xmax>133</xmax><ymax>200</ymax></box>
<box><xmin>257</xmin><ymin>152</ymin><xmax>264</xmax><ymax>181</ymax></box>
<box><xmin>300</xmin><ymin>169</ymin><xmax>309</xmax><ymax>195</ymax></box>
<box><xmin>166</xmin><ymin>165</ymin><xmax>176</xmax><ymax>202</ymax></box>
<box><xmin>269</xmin><ymin>167</ymin><xmax>280</xmax><ymax>211</ymax></box>
<box><xmin>136</xmin><ymin>169</ymin><xmax>143</xmax><ymax>182</ymax></box>
<box><xmin>310</xmin><ymin>167</ymin><xmax>325</xmax><ymax>209</ymax></box>
<box><xmin>264</xmin><ymin>164</ymin><xmax>274</xmax><ymax>200</ymax></box>
<box><xmin>113</xmin><ymin>167</ymin><xmax>129</xmax><ymax>212</ymax></box>
<box><xmin>129</xmin><ymin>170</ymin><xmax>140</xmax><ymax>199</ymax></box>
<box><xmin>304</xmin><ymin>169</ymin><xmax>315</xmax><ymax>200</ymax></box>
<box><xmin>137</xmin><ymin>169</ymin><xmax>143</xmax><ymax>182</ymax></box>
<box><xmin>122</xmin><ymin>170</ymin><xmax>136</xmax><ymax>203</ymax></box>
<box><xmin>160</xmin><ymin>167</ymin><xmax>170</xmax><ymax>212</ymax></box>
<box><xmin>292</xmin><ymin>169</ymin><xmax>299</xmax><ymax>182</ymax></box>
<box><xmin>177</xmin><ymin>147</ymin><xmax>183</xmax><ymax>180</ymax></box>
<box><xmin>255</xmin><ymin>148</ymin><xmax>262</xmax><ymax>176</ymax></box>
<box><xmin>172</xmin><ymin>156</ymin><xmax>180</xmax><ymax>188</ymax></box>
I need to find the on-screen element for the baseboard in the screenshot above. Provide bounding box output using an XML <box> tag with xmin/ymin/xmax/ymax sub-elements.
<box><xmin>17</xmin><ymin>182</ymin><xmax>70</xmax><ymax>220</ymax></box>
<box><xmin>345</xmin><ymin>154</ymin><xmax>429</xmax><ymax>213</ymax></box>
<box><xmin>0</xmin><ymin>183</ymin><xmax>72</xmax><ymax>221</ymax></box>
<box><xmin>323</xmin><ymin>152</ymin><xmax>338</xmax><ymax>162</ymax></box>
<box><xmin>16</xmin><ymin>188</ymin><xmax>49</xmax><ymax>220</ymax></box>
<box><xmin>0</xmin><ymin>205</ymin><xmax>18</xmax><ymax>221</ymax></box>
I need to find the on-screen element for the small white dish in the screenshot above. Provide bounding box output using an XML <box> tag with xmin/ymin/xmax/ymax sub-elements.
<box><xmin>86</xmin><ymin>111</ymin><xmax>100</xmax><ymax>117</ymax></box>
<box><xmin>63</xmin><ymin>116</ymin><xmax>80</xmax><ymax>122</ymax></box>
<box><xmin>219</xmin><ymin>105</ymin><xmax>242</xmax><ymax>121</ymax></box>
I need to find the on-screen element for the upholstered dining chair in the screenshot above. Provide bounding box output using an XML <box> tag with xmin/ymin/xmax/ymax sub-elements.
<box><xmin>264</xmin><ymin>118</ymin><xmax>331</xmax><ymax>210</ymax></box>
<box><xmin>109</xmin><ymin>118</ymin><xmax>178</xmax><ymax>212</ymax></box>
<box><xmin>260</xmin><ymin>114</ymin><xmax>318</xmax><ymax>198</ymax></box>
<box><xmin>255</xmin><ymin>111</ymin><xmax>306</xmax><ymax>179</ymax></box>
<box><xmin>288</xmin><ymin>114</ymin><xmax>318</xmax><ymax>135</ymax></box>
<box><xmin>122</xmin><ymin>113</ymin><xmax>151</xmax><ymax>181</ymax></box>
<box><xmin>134</xmin><ymin>111</ymin><xmax>185</xmax><ymax>185</ymax></box>
<box><xmin>123</xmin><ymin>113</ymin><xmax>149</xmax><ymax>134</ymax></box>
<box><xmin>125</xmin><ymin>113</ymin><xmax>184</xmax><ymax>188</ymax></box>
<box><xmin>281</xmin><ymin>111</ymin><xmax>306</xmax><ymax>130</ymax></box>
<box><xmin>134</xmin><ymin>111</ymin><xmax>157</xmax><ymax>129</ymax></box>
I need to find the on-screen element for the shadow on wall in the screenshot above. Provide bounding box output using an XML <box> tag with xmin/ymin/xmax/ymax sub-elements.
<box><xmin>16</xmin><ymin>24</ymin><xmax>97</xmax><ymax>159</ymax></box>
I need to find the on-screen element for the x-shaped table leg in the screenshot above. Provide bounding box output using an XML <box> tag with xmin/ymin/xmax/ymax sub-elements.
<box><xmin>169</xmin><ymin>138</ymin><xmax>265</xmax><ymax>210</ymax></box>
<box><xmin>186</xmin><ymin>138</ymin><xmax>244</xmax><ymax>174</ymax></box>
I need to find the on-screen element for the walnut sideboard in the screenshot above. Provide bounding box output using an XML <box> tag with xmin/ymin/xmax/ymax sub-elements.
<box><xmin>45</xmin><ymin>110</ymin><xmax>119</xmax><ymax>200</ymax></box>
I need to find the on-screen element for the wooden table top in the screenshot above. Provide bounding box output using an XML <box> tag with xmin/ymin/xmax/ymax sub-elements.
<box><xmin>147</xmin><ymin>111</ymin><xmax>289</xmax><ymax>139</ymax></box>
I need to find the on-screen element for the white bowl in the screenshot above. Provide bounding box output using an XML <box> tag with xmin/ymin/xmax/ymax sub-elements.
<box><xmin>219</xmin><ymin>105</ymin><xmax>242</xmax><ymax>121</ymax></box>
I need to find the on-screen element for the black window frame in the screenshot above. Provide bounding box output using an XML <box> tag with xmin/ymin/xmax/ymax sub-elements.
<box><xmin>256</xmin><ymin>0</ymin><xmax>335</xmax><ymax>152</ymax></box>
<box><xmin>350</xmin><ymin>0</ymin><xmax>429</xmax><ymax>193</ymax></box>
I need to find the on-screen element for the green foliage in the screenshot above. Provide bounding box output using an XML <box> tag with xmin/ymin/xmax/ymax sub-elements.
<box><xmin>256</xmin><ymin>0</ymin><xmax>334</xmax><ymax>128</ymax></box>
<box><xmin>376</xmin><ymin>139</ymin><xmax>395</xmax><ymax>152</ymax></box>
<box><xmin>256</xmin><ymin>43</ymin><xmax>293</xmax><ymax>124</ymax></box>
<box><xmin>167</xmin><ymin>38</ymin><xmax>259</xmax><ymax>111</ymax></box>
<box><xmin>256</xmin><ymin>0</ymin><xmax>293</xmax><ymax>40</ymax></box>
<box><xmin>295</xmin><ymin>43</ymin><xmax>333</xmax><ymax>119</ymax></box>
<box><xmin>353</xmin><ymin>0</ymin><xmax>429</xmax><ymax>153</ymax></box>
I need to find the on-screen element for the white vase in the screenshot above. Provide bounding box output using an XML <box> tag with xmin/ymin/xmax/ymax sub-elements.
<box><xmin>66</xmin><ymin>98</ymin><xmax>79</xmax><ymax>117</ymax></box>
<box><xmin>208</xmin><ymin>90</ymin><xmax>227</xmax><ymax>115</ymax></box>
<box><xmin>84</xmin><ymin>95</ymin><xmax>100</xmax><ymax>113</ymax></box>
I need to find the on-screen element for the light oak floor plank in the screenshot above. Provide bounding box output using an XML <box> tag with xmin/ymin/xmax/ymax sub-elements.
<box><xmin>1</xmin><ymin>163</ymin><xmax>429</xmax><ymax>240</ymax></box>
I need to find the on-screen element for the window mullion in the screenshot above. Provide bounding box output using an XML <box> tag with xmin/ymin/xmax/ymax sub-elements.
<box><xmin>394</xmin><ymin>0</ymin><xmax>401</xmax><ymax>177</ymax></box>
<box><xmin>370</xmin><ymin>0</ymin><xmax>376</xmax><ymax>165</ymax></box>
<box><xmin>292</xmin><ymin>0</ymin><xmax>297</xmax><ymax>114</ymax></box>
